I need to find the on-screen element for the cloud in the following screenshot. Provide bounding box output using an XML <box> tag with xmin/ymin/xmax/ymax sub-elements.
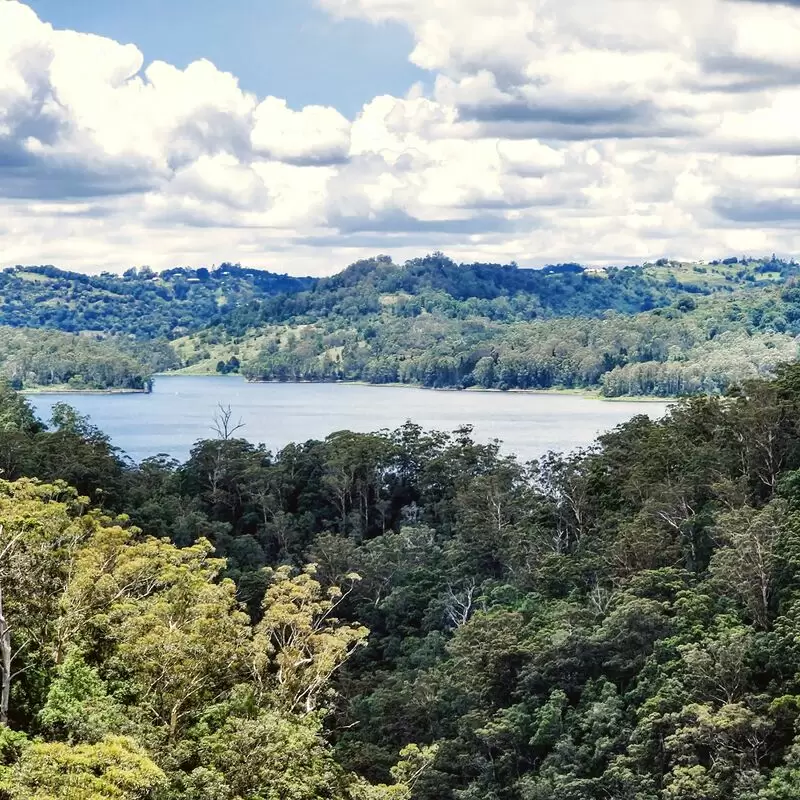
<box><xmin>0</xmin><ymin>3</ymin><xmax>347</xmax><ymax>200</ymax></box>
<box><xmin>714</xmin><ymin>195</ymin><xmax>800</xmax><ymax>223</ymax></box>
<box><xmin>331</xmin><ymin>206</ymin><xmax>521</xmax><ymax>235</ymax></box>
<box><xmin>730</xmin><ymin>0</ymin><xmax>800</xmax><ymax>7</ymax></box>
<box><xmin>251</xmin><ymin>98</ymin><xmax>351</xmax><ymax>165</ymax></box>
<box><xmin>3</xmin><ymin>0</ymin><xmax>800</xmax><ymax>273</ymax></box>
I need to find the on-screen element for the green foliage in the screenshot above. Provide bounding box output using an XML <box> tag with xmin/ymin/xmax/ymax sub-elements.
<box><xmin>6</xmin><ymin>253</ymin><xmax>800</xmax><ymax>395</ymax></box>
<box><xmin>216</xmin><ymin>260</ymin><xmax>800</xmax><ymax>396</ymax></box>
<box><xmin>38</xmin><ymin>655</ymin><xmax>127</xmax><ymax>744</ymax></box>
<box><xmin>0</xmin><ymin>736</ymin><xmax>166</xmax><ymax>799</ymax></box>
<box><xmin>239</xmin><ymin>302</ymin><xmax>796</xmax><ymax>397</ymax></box>
<box><xmin>0</xmin><ymin>264</ymin><xmax>311</xmax><ymax>339</ymax></box>
<box><xmin>191</xmin><ymin>711</ymin><xmax>350</xmax><ymax>800</ymax></box>
<box><xmin>9</xmin><ymin>362</ymin><xmax>800</xmax><ymax>795</ymax></box>
<box><xmin>0</xmin><ymin>468</ymin><xmax>423</xmax><ymax>798</ymax></box>
<box><xmin>253</xmin><ymin>565</ymin><xmax>369</xmax><ymax>713</ymax></box>
<box><xmin>0</xmin><ymin>327</ymin><xmax>169</xmax><ymax>391</ymax></box>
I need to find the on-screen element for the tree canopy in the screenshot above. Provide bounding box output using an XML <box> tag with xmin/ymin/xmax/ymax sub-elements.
<box><xmin>4</xmin><ymin>366</ymin><xmax>800</xmax><ymax>795</ymax></box>
<box><xmin>4</xmin><ymin>254</ymin><xmax>800</xmax><ymax>395</ymax></box>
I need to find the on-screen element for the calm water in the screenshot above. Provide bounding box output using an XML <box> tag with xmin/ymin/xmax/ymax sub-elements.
<box><xmin>26</xmin><ymin>375</ymin><xmax>670</xmax><ymax>464</ymax></box>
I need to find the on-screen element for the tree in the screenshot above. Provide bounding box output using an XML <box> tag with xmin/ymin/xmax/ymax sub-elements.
<box><xmin>81</xmin><ymin>535</ymin><xmax>251</xmax><ymax>741</ymax></box>
<box><xmin>192</xmin><ymin>710</ymin><xmax>351</xmax><ymax>800</ymax></box>
<box><xmin>0</xmin><ymin>736</ymin><xmax>166</xmax><ymax>800</ymax></box>
<box><xmin>252</xmin><ymin>565</ymin><xmax>368</xmax><ymax>713</ymax></box>
<box><xmin>0</xmin><ymin>480</ymin><xmax>89</xmax><ymax>726</ymax></box>
<box><xmin>710</xmin><ymin>501</ymin><xmax>788</xmax><ymax>629</ymax></box>
<box><xmin>38</xmin><ymin>653</ymin><xmax>128</xmax><ymax>744</ymax></box>
<box><xmin>211</xmin><ymin>405</ymin><xmax>245</xmax><ymax>441</ymax></box>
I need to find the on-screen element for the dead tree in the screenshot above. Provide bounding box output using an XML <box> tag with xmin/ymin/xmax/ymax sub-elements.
<box><xmin>211</xmin><ymin>404</ymin><xmax>245</xmax><ymax>440</ymax></box>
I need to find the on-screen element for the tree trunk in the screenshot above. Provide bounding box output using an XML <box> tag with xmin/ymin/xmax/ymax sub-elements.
<box><xmin>0</xmin><ymin>586</ymin><xmax>11</xmax><ymax>726</ymax></box>
<box><xmin>169</xmin><ymin>703</ymin><xmax>180</xmax><ymax>741</ymax></box>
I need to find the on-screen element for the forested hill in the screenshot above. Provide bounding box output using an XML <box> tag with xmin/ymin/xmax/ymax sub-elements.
<box><xmin>217</xmin><ymin>252</ymin><xmax>800</xmax><ymax>334</ymax></box>
<box><xmin>3</xmin><ymin>253</ymin><xmax>800</xmax><ymax>394</ymax></box>
<box><xmin>0</xmin><ymin>263</ymin><xmax>313</xmax><ymax>338</ymax></box>
<box><xmin>5</xmin><ymin>369</ymin><xmax>800</xmax><ymax>796</ymax></box>
<box><xmin>177</xmin><ymin>254</ymin><xmax>800</xmax><ymax>397</ymax></box>
<box><xmin>3</xmin><ymin>253</ymin><xmax>795</xmax><ymax>339</ymax></box>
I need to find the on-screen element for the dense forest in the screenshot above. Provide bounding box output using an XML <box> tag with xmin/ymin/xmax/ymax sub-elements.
<box><xmin>0</xmin><ymin>256</ymin><xmax>722</xmax><ymax>338</ymax></box>
<box><xmin>181</xmin><ymin>255</ymin><xmax>800</xmax><ymax>397</ymax></box>
<box><xmin>2</xmin><ymin>253</ymin><xmax>799</xmax><ymax>395</ymax></box>
<box><xmin>0</xmin><ymin>262</ymin><xmax>303</xmax><ymax>390</ymax></box>
<box><xmin>227</xmin><ymin>290</ymin><xmax>798</xmax><ymax>397</ymax></box>
<box><xmin>0</xmin><ymin>327</ymin><xmax>177</xmax><ymax>391</ymax></box>
<box><xmin>0</xmin><ymin>264</ymin><xmax>312</xmax><ymax>339</ymax></box>
<box><xmin>4</xmin><ymin>367</ymin><xmax>800</xmax><ymax>796</ymax></box>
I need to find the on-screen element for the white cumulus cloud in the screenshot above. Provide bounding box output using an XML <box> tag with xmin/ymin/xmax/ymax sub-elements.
<box><xmin>2</xmin><ymin>0</ymin><xmax>800</xmax><ymax>272</ymax></box>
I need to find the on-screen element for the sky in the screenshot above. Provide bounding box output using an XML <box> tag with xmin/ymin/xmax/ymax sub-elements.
<box><xmin>21</xmin><ymin>0</ymin><xmax>428</xmax><ymax>116</ymax></box>
<box><xmin>2</xmin><ymin>0</ymin><xmax>800</xmax><ymax>275</ymax></box>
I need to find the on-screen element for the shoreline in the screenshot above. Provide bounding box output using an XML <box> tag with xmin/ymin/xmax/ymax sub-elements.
<box><xmin>152</xmin><ymin>372</ymin><xmax>677</xmax><ymax>403</ymax></box>
<box><xmin>22</xmin><ymin>387</ymin><xmax>149</xmax><ymax>396</ymax></box>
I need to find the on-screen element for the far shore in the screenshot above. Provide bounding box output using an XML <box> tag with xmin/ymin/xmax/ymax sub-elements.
<box><xmin>22</xmin><ymin>386</ymin><xmax>150</xmax><ymax>395</ymax></box>
<box><xmin>152</xmin><ymin>371</ymin><xmax>676</xmax><ymax>403</ymax></box>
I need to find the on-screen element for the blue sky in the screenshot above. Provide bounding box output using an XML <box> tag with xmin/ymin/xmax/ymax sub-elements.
<box><xmin>23</xmin><ymin>0</ymin><xmax>428</xmax><ymax>116</ymax></box>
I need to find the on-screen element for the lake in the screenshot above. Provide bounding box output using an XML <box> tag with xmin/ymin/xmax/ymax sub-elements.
<box><xmin>26</xmin><ymin>375</ymin><xmax>671</xmax><ymax>464</ymax></box>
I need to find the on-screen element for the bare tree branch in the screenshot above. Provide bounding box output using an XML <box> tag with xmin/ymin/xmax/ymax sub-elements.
<box><xmin>211</xmin><ymin>404</ymin><xmax>245</xmax><ymax>440</ymax></box>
